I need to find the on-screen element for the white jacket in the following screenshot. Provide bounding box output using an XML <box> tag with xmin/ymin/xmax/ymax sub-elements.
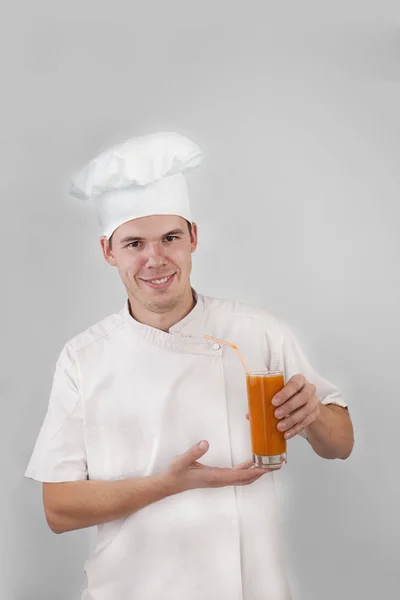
<box><xmin>25</xmin><ymin>293</ymin><xmax>347</xmax><ymax>600</ymax></box>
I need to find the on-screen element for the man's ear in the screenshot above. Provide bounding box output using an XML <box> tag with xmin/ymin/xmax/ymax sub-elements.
<box><xmin>190</xmin><ymin>222</ymin><xmax>198</xmax><ymax>253</ymax></box>
<box><xmin>100</xmin><ymin>236</ymin><xmax>117</xmax><ymax>266</ymax></box>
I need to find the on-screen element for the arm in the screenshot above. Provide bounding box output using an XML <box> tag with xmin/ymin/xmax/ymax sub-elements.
<box><xmin>44</xmin><ymin>440</ymin><xmax>277</xmax><ymax>534</ymax></box>
<box><xmin>29</xmin><ymin>347</ymin><xmax>275</xmax><ymax>536</ymax></box>
<box><xmin>272</xmin><ymin>319</ymin><xmax>354</xmax><ymax>460</ymax></box>
<box><xmin>304</xmin><ymin>404</ymin><xmax>354</xmax><ymax>460</ymax></box>
<box><xmin>43</xmin><ymin>474</ymin><xmax>171</xmax><ymax>534</ymax></box>
<box><xmin>272</xmin><ymin>375</ymin><xmax>354</xmax><ymax>460</ymax></box>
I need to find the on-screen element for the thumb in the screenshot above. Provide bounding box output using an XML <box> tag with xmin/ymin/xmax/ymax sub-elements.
<box><xmin>178</xmin><ymin>440</ymin><xmax>209</xmax><ymax>468</ymax></box>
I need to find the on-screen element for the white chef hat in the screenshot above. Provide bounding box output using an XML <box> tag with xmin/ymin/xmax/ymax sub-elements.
<box><xmin>69</xmin><ymin>132</ymin><xmax>203</xmax><ymax>239</ymax></box>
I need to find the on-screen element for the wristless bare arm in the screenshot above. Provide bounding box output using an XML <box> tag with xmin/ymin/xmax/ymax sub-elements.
<box><xmin>44</xmin><ymin>440</ymin><xmax>276</xmax><ymax>534</ymax></box>
<box><xmin>43</xmin><ymin>473</ymin><xmax>174</xmax><ymax>534</ymax></box>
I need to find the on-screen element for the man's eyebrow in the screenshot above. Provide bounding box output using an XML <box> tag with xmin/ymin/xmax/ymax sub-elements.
<box><xmin>119</xmin><ymin>229</ymin><xmax>186</xmax><ymax>245</ymax></box>
<box><xmin>119</xmin><ymin>235</ymin><xmax>145</xmax><ymax>244</ymax></box>
<box><xmin>163</xmin><ymin>228</ymin><xmax>186</xmax><ymax>236</ymax></box>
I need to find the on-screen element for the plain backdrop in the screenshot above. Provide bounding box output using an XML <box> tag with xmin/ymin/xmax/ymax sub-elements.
<box><xmin>1</xmin><ymin>1</ymin><xmax>399</xmax><ymax>598</ymax></box>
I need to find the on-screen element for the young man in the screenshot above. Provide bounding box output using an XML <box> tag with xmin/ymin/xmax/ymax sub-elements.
<box><xmin>25</xmin><ymin>132</ymin><xmax>354</xmax><ymax>600</ymax></box>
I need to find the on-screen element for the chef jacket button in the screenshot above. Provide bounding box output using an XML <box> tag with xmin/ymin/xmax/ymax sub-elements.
<box><xmin>212</xmin><ymin>343</ymin><xmax>220</xmax><ymax>350</ymax></box>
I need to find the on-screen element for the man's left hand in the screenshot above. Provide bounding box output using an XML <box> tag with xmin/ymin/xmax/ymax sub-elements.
<box><xmin>271</xmin><ymin>374</ymin><xmax>320</xmax><ymax>439</ymax></box>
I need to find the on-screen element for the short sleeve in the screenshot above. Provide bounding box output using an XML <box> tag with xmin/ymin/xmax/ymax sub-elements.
<box><xmin>277</xmin><ymin>319</ymin><xmax>348</xmax><ymax>439</ymax></box>
<box><xmin>25</xmin><ymin>344</ymin><xmax>88</xmax><ymax>482</ymax></box>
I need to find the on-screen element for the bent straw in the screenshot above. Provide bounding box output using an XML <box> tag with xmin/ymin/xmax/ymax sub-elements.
<box><xmin>204</xmin><ymin>334</ymin><xmax>250</xmax><ymax>374</ymax></box>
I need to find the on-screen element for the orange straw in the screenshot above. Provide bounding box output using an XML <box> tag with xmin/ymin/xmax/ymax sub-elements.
<box><xmin>204</xmin><ymin>334</ymin><xmax>250</xmax><ymax>374</ymax></box>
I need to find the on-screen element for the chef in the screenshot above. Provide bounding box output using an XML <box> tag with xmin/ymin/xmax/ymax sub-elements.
<box><xmin>25</xmin><ymin>132</ymin><xmax>354</xmax><ymax>600</ymax></box>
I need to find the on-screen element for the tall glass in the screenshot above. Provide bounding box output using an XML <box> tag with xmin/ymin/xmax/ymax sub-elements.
<box><xmin>246</xmin><ymin>370</ymin><xmax>287</xmax><ymax>468</ymax></box>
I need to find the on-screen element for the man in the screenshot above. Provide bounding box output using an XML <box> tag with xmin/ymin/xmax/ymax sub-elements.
<box><xmin>25</xmin><ymin>132</ymin><xmax>354</xmax><ymax>600</ymax></box>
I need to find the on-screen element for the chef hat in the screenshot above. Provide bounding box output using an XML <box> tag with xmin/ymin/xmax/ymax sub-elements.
<box><xmin>69</xmin><ymin>132</ymin><xmax>203</xmax><ymax>239</ymax></box>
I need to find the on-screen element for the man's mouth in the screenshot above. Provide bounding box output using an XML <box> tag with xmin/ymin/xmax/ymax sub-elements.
<box><xmin>140</xmin><ymin>273</ymin><xmax>175</xmax><ymax>290</ymax></box>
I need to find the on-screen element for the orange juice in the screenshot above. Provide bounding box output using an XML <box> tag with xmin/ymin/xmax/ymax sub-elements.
<box><xmin>246</xmin><ymin>371</ymin><xmax>287</xmax><ymax>468</ymax></box>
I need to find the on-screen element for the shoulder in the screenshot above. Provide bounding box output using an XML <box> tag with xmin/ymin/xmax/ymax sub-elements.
<box><xmin>61</xmin><ymin>307</ymin><xmax>126</xmax><ymax>361</ymax></box>
<box><xmin>200</xmin><ymin>294</ymin><xmax>284</xmax><ymax>335</ymax></box>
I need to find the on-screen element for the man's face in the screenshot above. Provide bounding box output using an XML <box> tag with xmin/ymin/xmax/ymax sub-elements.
<box><xmin>101</xmin><ymin>215</ymin><xmax>197</xmax><ymax>315</ymax></box>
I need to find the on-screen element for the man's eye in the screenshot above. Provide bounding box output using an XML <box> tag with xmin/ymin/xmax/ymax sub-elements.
<box><xmin>164</xmin><ymin>235</ymin><xmax>177</xmax><ymax>243</ymax></box>
<box><xmin>128</xmin><ymin>241</ymin><xmax>141</xmax><ymax>248</ymax></box>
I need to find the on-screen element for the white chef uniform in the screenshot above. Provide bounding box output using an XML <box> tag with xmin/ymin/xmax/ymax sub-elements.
<box><xmin>25</xmin><ymin>291</ymin><xmax>348</xmax><ymax>600</ymax></box>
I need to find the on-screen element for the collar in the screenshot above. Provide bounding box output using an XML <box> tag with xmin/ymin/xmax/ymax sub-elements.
<box><xmin>121</xmin><ymin>290</ymin><xmax>221</xmax><ymax>356</ymax></box>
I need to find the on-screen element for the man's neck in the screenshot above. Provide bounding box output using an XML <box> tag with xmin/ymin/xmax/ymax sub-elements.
<box><xmin>128</xmin><ymin>287</ymin><xmax>196</xmax><ymax>332</ymax></box>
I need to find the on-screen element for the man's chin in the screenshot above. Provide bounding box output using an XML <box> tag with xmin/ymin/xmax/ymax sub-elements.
<box><xmin>144</xmin><ymin>296</ymin><xmax>180</xmax><ymax>314</ymax></box>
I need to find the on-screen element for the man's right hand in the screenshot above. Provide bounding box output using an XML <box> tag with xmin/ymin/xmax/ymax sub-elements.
<box><xmin>163</xmin><ymin>440</ymin><xmax>279</xmax><ymax>495</ymax></box>
<box><xmin>43</xmin><ymin>441</ymin><xmax>279</xmax><ymax>534</ymax></box>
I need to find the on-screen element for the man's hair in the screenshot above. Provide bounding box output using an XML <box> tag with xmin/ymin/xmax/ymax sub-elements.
<box><xmin>108</xmin><ymin>219</ymin><xmax>193</xmax><ymax>249</ymax></box>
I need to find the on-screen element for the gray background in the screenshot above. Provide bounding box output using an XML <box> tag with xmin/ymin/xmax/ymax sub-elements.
<box><xmin>2</xmin><ymin>1</ymin><xmax>399</xmax><ymax>598</ymax></box>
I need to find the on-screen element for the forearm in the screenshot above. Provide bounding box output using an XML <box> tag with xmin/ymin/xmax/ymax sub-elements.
<box><xmin>304</xmin><ymin>404</ymin><xmax>354</xmax><ymax>460</ymax></box>
<box><xmin>44</xmin><ymin>473</ymin><xmax>172</xmax><ymax>534</ymax></box>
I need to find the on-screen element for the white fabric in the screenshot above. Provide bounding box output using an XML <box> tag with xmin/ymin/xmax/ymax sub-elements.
<box><xmin>69</xmin><ymin>132</ymin><xmax>203</xmax><ymax>238</ymax></box>
<box><xmin>94</xmin><ymin>173</ymin><xmax>191</xmax><ymax>240</ymax></box>
<box><xmin>25</xmin><ymin>294</ymin><xmax>348</xmax><ymax>600</ymax></box>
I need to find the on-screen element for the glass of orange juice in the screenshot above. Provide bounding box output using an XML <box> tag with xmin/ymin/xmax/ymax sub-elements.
<box><xmin>246</xmin><ymin>370</ymin><xmax>287</xmax><ymax>468</ymax></box>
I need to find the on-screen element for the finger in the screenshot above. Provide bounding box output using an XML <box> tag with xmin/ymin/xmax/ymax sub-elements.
<box><xmin>233</xmin><ymin>466</ymin><xmax>274</xmax><ymax>483</ymax></box>
<box><xmin>233</xmin><ymin>459</ymin><xmax>254</xmax><ymax>470</ymax></box>
<box><xmin>206</xmin><ymin>466</ymin><xmax>261</xmax><ymax>486</ymax></box>
<box><xmin>205</xmin><ymin>464</ymin><xmax>278</xmax><ymax>488</ymax></box>
<box><xmin>245</xmin><ymin>412</ymin><xmax>249</xmax><ymax>421</ymax></box>
<box><xmin>272</xmin><ymin>374</ymin><xmax>306</xmax><ymax>407</ymax></box>
<box><xmin>236</xmin><ymin>469</ymin><xmax>277</xmax><ymax>485</ymax></box>
<box><xmin>277</xmin><ymin>404</ymin><xmax>311</xmax><ymax>433</ymax></box>
<box><xmin>190</xmin><ymin>461</ymin><xmax>206</xmax><ymax>469</ymax></box>
<box><xmin>248</xmin><ymin>466</ymin><xmax>282</xmax><ymax>482</ymax></box>
<box><xmin>176</xmin><ymin>440</ymin><xmax>209</xmax><ymax>469</ymax></box>
<box><xmin>277</xmin><ymin>400</ymin><xmax>318</xmax><ymax>433</ymax></box>
<box><xmin>274</xmin><ymin>391</ymin><xmax>308</xmax><ymax>420</ymax></box>
<box><xmin>282</xmin><ymin>412</ymin><xmax>317</xmax><ymax>440</ymax></box>
<box><xmin>277</xmin><ymin>407</ymin><xmax>309</xmax><ymax>434</ymax></box>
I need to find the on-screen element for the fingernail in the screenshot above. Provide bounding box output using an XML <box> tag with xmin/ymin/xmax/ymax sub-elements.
<box><xmin>272</xmin><ymin>397</ymin><xmax>280</xmax><ymax>406</ymax></box>
<box><xmin>199</xmin><ymin>441</ymin><xmax>207</xmax><ymax>449</ymax></box>
<box><xmin>275</xmin><ymin>409</ymin><xmax>284</xmax><ymax>418</ymax></box>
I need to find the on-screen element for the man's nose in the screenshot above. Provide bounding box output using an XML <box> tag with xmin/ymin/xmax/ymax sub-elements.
<box><xmin>145</xmin><ymin>243</ymin><xmax>167</xmax><ymax>267</ymax></box>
